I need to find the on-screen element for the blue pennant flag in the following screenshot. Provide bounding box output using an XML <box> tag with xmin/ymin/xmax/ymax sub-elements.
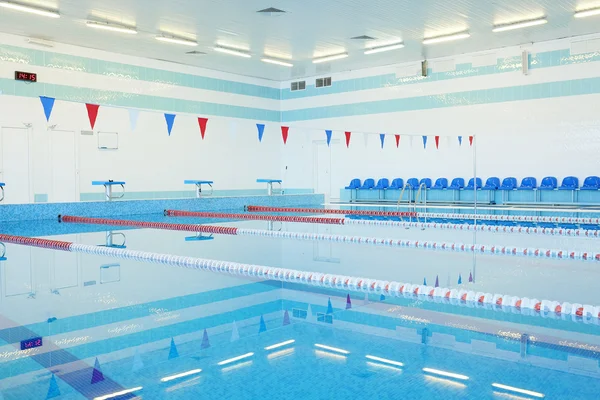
<box><xmin>128</xmin><ymin>109</ymin><xmax>140</xmax><ymax>131</ymax></box>
<box><xmin>326</xmin><ymin>298</ymin><xmax>333</xmax><ymax>314</ymax></box>
<box><xmin>164</xmin><ymin>113</ymin><xmax>176</xmax><ymax>136</ymax></box>
<box><xmin>379</xmin><ymin>133</ymin><xmax>385</xmax><ymax>149</ymax></box>
<box><xmin>39</xmin><ymin>96</ymin><xmax>55</xmax><ymax>122</ymax></box>
<box><xmin>458</xmin><ymin>136</ymin><xmax>463</xmax><ymax>146</ymax></box>
<box><xmin>168</xmin><ymin>338</ymin><xmax>179</xmax><ymax>359</ymax></box>
<box><xmin>258</xmin><ymin>315</ymin><xmax>267</xmax><ymax>333</ymax></box>
<box><xmin>201</xmin><ymin>329</ymin><xmax>211</xmax><ymax>349</ymax></box>
<box><xmin>257</xmin><ymin>123</ymin><xmax>265</xmax><ymax>142</ymax></box>
<box><xmin>325</xmin><ymin>130</ymin><xmax>332</xmax><ymax>146</ymax></box>
<box><xmin>422</xmin><ymin>136</ymin><xmax>427</xmax><ymax>149</ymax></box>
<box><xmin>46</xmin><ymin>374</ymin><xmax>60</xmax><ymax>399</ymax></box>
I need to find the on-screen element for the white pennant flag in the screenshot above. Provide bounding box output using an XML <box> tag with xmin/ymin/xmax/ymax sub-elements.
<box><xmin>128</xmin><ymin>109</ymin><xmax>140</xmax><ymax>131</ymax></box>
<box><xmin>363</xmin><ymin>132</ymin><xmax>369</xmax><ymax>147</ymax></box>
<box><xmin>228</xmin><ymin>120</ymin><xmax>237</xmax><ymax>141</ymax></box>
<box><xmin>408</xmin><ymin>135</ymin><xmax>414</xmax><ymax>148</ymax></box>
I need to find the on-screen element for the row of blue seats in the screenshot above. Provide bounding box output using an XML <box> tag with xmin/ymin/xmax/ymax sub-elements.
<box><xmin>345</xmin><ymin>176</ymin><xmax>600</xmax><ymax>191</ymax></box>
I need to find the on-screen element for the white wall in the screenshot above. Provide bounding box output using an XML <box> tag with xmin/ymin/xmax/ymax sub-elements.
<box><xmin>0</xmin><ymin>33</ymin><xmax>284</xmax><ymax>204</ymax></box>
<box><xmin>280</xmin><ymin>35</ymin><xmax>600</xmax><ymax>199</ymax></box>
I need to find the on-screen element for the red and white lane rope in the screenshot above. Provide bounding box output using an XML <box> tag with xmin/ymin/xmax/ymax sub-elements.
<box><xmin>166</xmin><ymin>209</ymin><xmax>600</xmax><ymax>237</ymax></box>
<box><xmin>245</xmin><ymin>205</ymin><xmax>416</xmax><ymax>218</ymax></box>
<box><xmin>60</xmin><ymin>215</ymin><xmax>600</xmax><ymax>262</ymax></box>
<box><xmin>246</xmin><ymin>205</ymin><xmax>600</xmax><ymax>225</ymax></box>
<box><xmin>164</xmin><ymin>209</ymin><xmax>344</xmax><ymax>225</ymax></box>
<box><xmin>0</xmin><ymin>233</ymin><xmax>597</xmax><ymax>322</ymax></box>
<box><xmin>345</xmin><ymin>219</ymin><xmax>600</xmax><ymax>238</ymax></box>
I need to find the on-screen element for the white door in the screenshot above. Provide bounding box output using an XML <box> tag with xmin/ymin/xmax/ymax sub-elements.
<box><xmin>0</xmin><ymin>127</ymin><xmax>31</xmax><ymax>204</ymax></box>
<box><xmin>49</xmin><ymin>130</ymin><xmax>78</xmax><ymax>202</ymax></box>
<box><xmin>313</xmin><ymin>141</ymin><xmax>331</xmax><ymax>202</ymax></box>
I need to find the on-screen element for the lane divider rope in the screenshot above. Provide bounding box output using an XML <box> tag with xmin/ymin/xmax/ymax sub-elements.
<box><xmin>59</xmin><ymin>215</ymin><xmax>600</xmax><ymax>262</ymax></box>
<box><xmin>245</xmin><ymin>205</ymin><xmax>416</xmax><ymax>218</ymax></box>
<box><xmin>0</xmin><ymin>233</ymin><xmax>597</xmax><ymax>323</ymax></box>
<box><xmin>164</xmin><ymin>209</ymin><xmax>343</xmax><ymax>225</ymax></box>
<box><xmin>165</xmin><ymin>209</ymin><xmax>600</xmax><ymax>238</ymax></box>
<box><xmin>245</xmin><ymin>205</ymin><xmax>600</xmax><ymax>225</ymax></box>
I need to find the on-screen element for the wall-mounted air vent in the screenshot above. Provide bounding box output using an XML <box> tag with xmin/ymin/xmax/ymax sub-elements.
<box><xmin>257</xmin><ymin>7</ymin><xmax>286</xmax><ymax>16</ymax></box>
<box><xmin>316</xmin><ymin>77</ymin><xmax>332</xmax><ymax>88</ymax></box>
<box><xmin>351</xmin><ymin>35</ymin><xmax>377</xmax><ymax>40</ymax></box>
<box><xmin>291</xmin><ymin>81</ymin><xmax>306</xmax><ymax>91</ymax></box>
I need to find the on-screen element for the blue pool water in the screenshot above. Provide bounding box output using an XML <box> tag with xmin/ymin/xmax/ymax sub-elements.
<box><xmin>0</xmin><ymin>210</ymin><xmax>599</xmax><ymax>399</ymax></box>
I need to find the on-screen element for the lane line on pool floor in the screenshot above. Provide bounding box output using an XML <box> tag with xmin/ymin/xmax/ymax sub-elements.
<box><xmin>0</xmin><ymin>233</ymin><xmax>597</xmax><ymax>323</ymax></box>
<box><xmin>59</xmin><ymin>215</ymin><xmax>600</xmax><ymax>262</ymax></box>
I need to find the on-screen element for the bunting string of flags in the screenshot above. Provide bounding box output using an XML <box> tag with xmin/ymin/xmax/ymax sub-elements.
<box><xmin>36</xmin><ymin>96</ymin><xmax>474</xmax><ymax>149</ymax></box>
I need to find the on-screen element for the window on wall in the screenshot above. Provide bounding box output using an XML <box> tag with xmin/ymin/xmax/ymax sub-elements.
<box><xmin>291</xmin><ymin>80</ymin><xmax>306</xmax><ymax>91</ymax></box>
<box><xmin>316</xmin><ymin>77</ymin><xmax>331</xmax><ymax>88</ymax></box>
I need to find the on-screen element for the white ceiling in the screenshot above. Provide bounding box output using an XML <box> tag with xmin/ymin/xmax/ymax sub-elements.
<box><xmin>1</xmin><ymin>0</ymin><xmax>600</xmax><ymax>81</ymax></box>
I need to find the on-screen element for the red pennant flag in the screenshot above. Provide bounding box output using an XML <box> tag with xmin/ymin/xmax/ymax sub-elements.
<box><xmin>86</xmin><ymin>103</ymin><xmax>100</xmax><ymax>130</ymax></box>
<box><xmin>395</xmin><ymin>134</ymin><xmax>400</xmax><ymax>148</ymax></box>
<box><xmin>435</xmin><ymin>136</ymin><xmax>440</xmax><ymax>149</ymax></box>
<box><xmin>469</xmin><ymin>136</ymin><xmax>474</xmax><ymax>146</ymax></box>
<box><xmin>281</xmin><ymin>126</ymin><xmax>289</xmax><ymax>144</ymax></box>
<box><xmin>345</xmin><ymin>131</ymin><xmax>351</xmax><ymax>148</ymax></box>
<box><xmin>198</xmin><ymin>117</ymin><xmax>208</xmax><ymax>139</ymax></box>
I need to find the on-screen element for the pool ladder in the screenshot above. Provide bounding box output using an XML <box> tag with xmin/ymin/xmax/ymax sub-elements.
<box><xmin>396</xmin><ymin>183</ymin><xmax>427</xmax><ymax>226</ymax></box>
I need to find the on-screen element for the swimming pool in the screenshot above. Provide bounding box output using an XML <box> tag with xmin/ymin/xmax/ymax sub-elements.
<box><xmin>0</xmin><ymin>208</ymin><xmax>599</xmax><ymax>399</ymax></box>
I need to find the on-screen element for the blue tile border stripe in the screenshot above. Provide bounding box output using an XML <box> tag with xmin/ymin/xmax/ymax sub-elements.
<box><xmin>282</xmin><ymin>76</ymin><xmax>600</xmax><ymax>122</ymax></box>
<box><xmin>0</xmin><ymin>44</ymin><xmax>279</xmax><ymax>100</ymax></box>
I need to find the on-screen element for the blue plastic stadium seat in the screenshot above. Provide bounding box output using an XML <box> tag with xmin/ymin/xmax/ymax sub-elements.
<box><xmin>581</xmin><ymin>176</ymin><xmax>600</xmax><ymax>190</ymax></box>
<box><xmin>499</xmin><ymin>177</ymin><xmax>517</xmax><ymax>190</ymax></box>
<box><xmin>419</xmin><ymin>178</ymin><xmax>432</xmax><ymax>188</ymax></box>
<box><xmin>373</xmin><ymin>178</ymin><xmax>390</xmax><ymax>190</ymax></box>
<box><xmin>448</xmin><ymin>178</ymin><xmax>465</xmax><ymax>190</ymax></box>
<box><xmin>539</xmin><ymin>176</ymin><xmax>558</xmax><ymax>190</ymax></box>
<box><xmin>359</xmin><ymin>178</ymin><xmax>375</xmax><ymax>190</ymax></box>
<box><xmin>388</xmin><ymin>178</ymin><xmax>404</xmax><ymax>189</ymax></box>
<box><xmin>431</xmin><ymin>178</ymin><xmax>448</xmax><ymax>190</ymax></box>
<box><xmin>482</xmin><ymin>177</ymin><xmax>500</xmax><ymax>190</ymax></box>
<box><xmin>558</xmin><ymin>176</ymin><xmax>579</xmax><ymax>190</ymax></box>
<box><xmin>517</xmin><ymin>177</ymin><xmax>537</xmax><ymax>190</ymax></box>
<box><xmin>406</xmin><ymin>178</ymin><xmax>419</xmax><ymax>190</ymax></box>
<box><xmin>345</xmin><ymin>178</ymin><xmax>361</xmax><ymax>189</ymax></box>
<box><xmin>465</xmin><ymin>177</ymin><xmax>482</xmax><ymax>190</ymax></box>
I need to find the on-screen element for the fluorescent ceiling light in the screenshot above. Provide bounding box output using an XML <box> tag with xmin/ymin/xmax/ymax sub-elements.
<box><xmin>364</xmin><ymin>42</ymin><xmax>404</xmax><ymax>55</ymax></box>
<box><xmin>422</xmin><ymin>368</ymin><xmax>469</xmax><ymax>380</ymax></box>
<box><xmin>214</xmin><ymin>46</ymin><xmax>251</xmax><ymax>58</ymax></box>
<box><xmin>217</xmin><ymin>352</ymin><xmax>254</xmax><ymax>366</ymax></box>
<box><xmin>160</xmin><ymin>369</ymin><xmax>202</xmax><ymax>382</ymax></box>
<box><xmin>314</xmin><ymin>344</ymin><xmax>350</xmax><ymax>354</ymax></box>
<box><xmin>261</xmin><ymin>58</ymin><xmax>293</xmax><ymax>67</ymax></box>
<box><xmin>87</xmin><ymin>21</ymin><xmax>137</xmax><ymax>35</ymax></box>
<box><xmin>575</xmin><ymin>8</ymin><xmax>600</xmax><ymax>18</ymax></box>
<box><xmin>264</xmin><ymin>339</ymin><xmax>295</xmax><ymax>350</ymax></box>
<box><xmin>423</xmin><ymin>32</ymin><xmax>470</xmax><ymax>45</ymax></box>
<box><xmin>312</xmin><ymin>53</ymin><xmax>349</xmax><ymax>64</ymax></box>
<box><xmin>94</xmin><ymin>387</ymin><xmax>143</xmax><ymax>400</ymax></box>
<box><xmin>365</xmin><ymin>355</ymin><xmax>404</xmax><ymax>367</ymax></box>
<box><xmin>0</xmin><ymin>1</ymin><xmax>60</xmax><ymax>18</ymax></box>
<box><xmin>156</xmin><ymin>35</ymin><xmax>198</xmax><ymax>47</ymax></box>
<box><xmin>492</xmin><ymin>18</ymin><xmax>547</xmax><ymax>32</ymax></box>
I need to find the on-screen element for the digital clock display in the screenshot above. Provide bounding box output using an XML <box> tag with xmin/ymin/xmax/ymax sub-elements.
<box><xmin>20</xmin><ymin>337</ymin><xmax>43</xmax><ymax>350</ymax></box>
<box><xmin>14</xmin><ymin>71</ymin><xmax>37</xmax><ymax>82</ymax></box>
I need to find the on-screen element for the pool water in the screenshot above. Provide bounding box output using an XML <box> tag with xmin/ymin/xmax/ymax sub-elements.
<box><xmin>0</xmin><ymin>211</ymin><xmax>599</xmax><ymax>399</ymax></box>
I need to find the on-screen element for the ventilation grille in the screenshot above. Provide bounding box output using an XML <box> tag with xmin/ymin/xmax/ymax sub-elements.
<box><xmin>316</xmin><ymin>77</ymin><xmax>332</xmax><ymax>88</ymax></box>
<box><xmin>290</xmin><ymin>80</ymin><xmax>306</xmax><ymax>91</ymax></box>
<box><xmin>351</xmin><ymin>35</ymin><xmax>376</xmax><ymax>40</ymax></box>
